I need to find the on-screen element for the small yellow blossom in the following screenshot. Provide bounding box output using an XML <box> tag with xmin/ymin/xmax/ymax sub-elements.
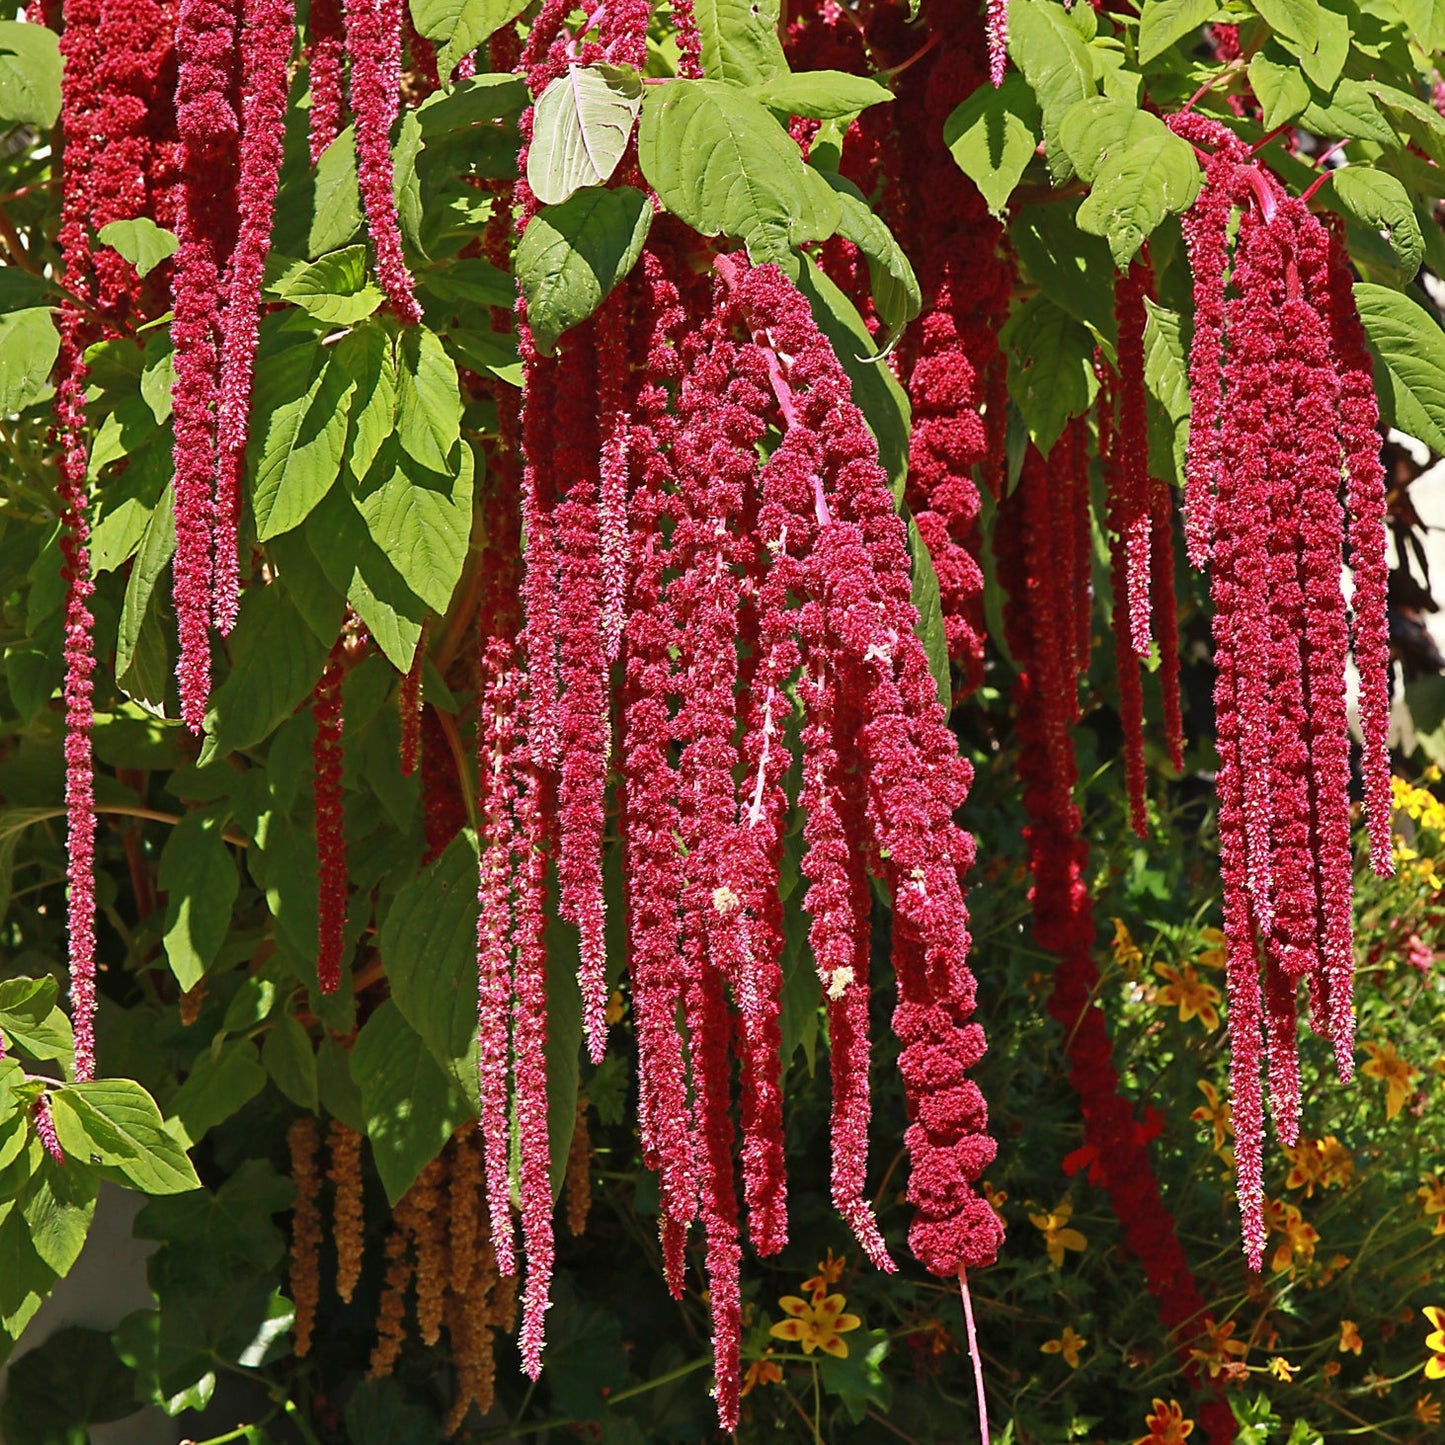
<box><xmin>1190</xmin><ymin>1316</ymin><xmax>1249</xmax><ymax>1378</ymax></box>
<box><xmin>769</xmin><ymin>1290</ymin><xmax>861</xmax><ymax>1358</ymax></box>
<box><xmin>1152</xmin><ymin>962</ymin><xmax>1222</xmax><ymax>1031</ymax></box>
<box><xmin>740</xmin><ymin>1354</ymin><xmax>782</xmax><ymax>1396</ymax></box>
<box><xmin>1419</xmin><ymin>1174</ymin><xmax>1445</xmax><ymax>1224</ymax></box>
<box><xmin>1195</xmin><ymin>928</ymin><xmax>1226</xmax><ymax>969</ymax></box>
<box><xmin>1028</xmin><ymin>1200</ymin><xmax>1088</xmax><ymax>1268</ymax></box>
<box><xmin>983</xmin><ymin>1180</ymin><xmax>1008</xmax><ymax>1223</ymax></box>
<box><xmin>1112</xmin><ymin>917</ymin><xmax>1143</xmax><ymax>974</ymax></box>
<box><xmin>1133</xmin><ymin>1398</ymin><xmax>1194</xmax><ymax>1444</ymax></box>
<box><xmin>1415</xmin><ymin>1394</ymin><xmax>1442</xmax><ymax>1426</ymax></box>
<box><xmin>1191</xmin><ymin>1080</ymin><xmax>1234</xmax><ymax>1153</ymax></box>
<box><xmin>1339</xmin><ymin>1319</ymin><xmax>1363</xmax><ymax>1355</ymax></box>
<box><xmin>1317</xmin><ymin>1135</ymin><xmax>1353</xmax><ymax>1189</ymax></box>
<box><xmin>1283</xmin><ymin>1135</ymin><xmax>1352</xmax><ymax>1197</ymax></box>
<box><xmin>1426</xmin><ymin>1305</ymin><xmax>1445</xmax><ymax>1379</ymax></box>
<box><xmin>800</xmin><ymin>1248</ymin><xmax>845</xmax><ymax>1300</ymax></box>
<box><xmin>604</xmin><ymin>989</ymin><xmax>626</xmax><ymax>1026</ymax></box>
<box><xmin>1360</xmin><ymin>1039</ymin><xmax>1420</xmax><ymax>1120</ymax></box>
<box><xmin>1265</xmin><ymin>1199</ymin><xmax>1319</xmax><ymax>1277</ymax></box>
<box><xmin>1040</xmin><ymin>1325</ymin><xmax>1088</xmax><ymax>1369</ymax></box>
<box><xmin>1266</xmin><ymin>1356</ymin><xmax>1297</xmax><ymax>1382</ymax></box>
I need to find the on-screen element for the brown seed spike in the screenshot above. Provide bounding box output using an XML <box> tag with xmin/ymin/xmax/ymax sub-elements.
<box><xmin>327</xmin><ymin>1121</ymin><xmax>365</xmax><ymax>1304</ymax></box>
<box><xmin>564</xmin><ymin>1097</ymin><xmax>593</xmax><ymax>1237</ymax></box>
<box><xmin>287</xmin><ymin>1117</ymin><xmax>322</xmax><ymax>1358</ymax></box>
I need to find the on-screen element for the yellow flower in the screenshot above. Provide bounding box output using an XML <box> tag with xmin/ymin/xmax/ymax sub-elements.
<box><xmin>769</xmin><ymin>1290</ymin><xmax>862</xmax><ymax>1358</ymax></box>
<box><xmin>1112</xmin><ymin>917</ymin><xmax>1143</xmax><ymax>973</ymax></box>
<box><xmin>1040</xmin><ymin>1325</ymin><xmax>1088</xmax><ymax>1369</ymax></box>
<box><xmin>1028</xmin><ymin>1200</ymin><xmax>1088</xmax><ymax>1268</ymax></box>
<box><xmin>1419</xmin><ymin>1175</ymin><xmax>1445</xmax><ymax>1220</ymax></box>
<box><xmin>604</xmin><ymin>989</ymin><xmax>626</xmax><ymax>1025</ymax></box>
<box><xmin>1190</xmin><ymin>1080</ymin><xmax>1234</xmax><ymax>1153</ymax></box>
<box><xmin>740</xmin><ymin>1354</ymin><xmax>782</xmax><ymax>1396</ymax></box>
<box><xmin>1152</xmin><ymin>962</ymin><xmax>1222</xmax><ymax>1031</ymax></box>
<box><xmin>982</xmin><ymin>1179</ymin><xmax>1008</xmax><ymax>1222</ymax></box>
<box><xmin>1360</xmin><ymin>1039</ymin><xmax>1420</xmax><ymax>1120</ymax></box>
<box><xmin>1283</xmin><ymin>1136</ymin><xmax>1351</xmax><ymax>1197</ymax></box>
<box><xmin>800</xmin><ymin>1247</ymin><xmax>846</xmax><ymax>1300</ymax></box>
<box><xmin>1267</xmin><ymin>1355</ymin><xmax>1297</xmax><ymax>1382</ymax></box>
<box><xmin>1195</xmin><ymin>927</ymin><xmax>1226</xmax><ymax>969</ymax></box>
<box><xmin>1339</xmin><ymin>1319</ymin><xmax>1363</xmax><ymax>1355</ymax></box>
<box><xmin>1134</xmin><ymin>1398</ymin><xmax>1195</xmax><ymax>1444</ymax></box>
<box><xmin>1317</xmin><ymin>1135</ymin><xmax>1353</xmax><ymax>1189</ymax></box>
<box><xmin>1426</xmin><ymin>1305</ymin><xmax>1445</xmax><ymax>1379</ymax></box>
<box><xmin>1415</xmin><ymin>1394</ymin><xmax>1442</xmax><ymax>1425</ymax></box>
<box><xmin>1189</xmin><ymin>1316</ymin><xmax>1249</xmax><ymax>1378</ymax></box>
<box><xmin>1265</xmin><ymin>1199</ymin><xmax>1319</xmax><ymax>1277</ymax></box>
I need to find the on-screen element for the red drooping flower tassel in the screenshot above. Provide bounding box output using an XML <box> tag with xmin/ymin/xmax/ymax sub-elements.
<box><xmin>1113</xmin><ymin>264</ymin><xmax>1155</xmax><ymax>659</ymax></box>
<box><xmin>214</xmin><ymin>0</ymin><xmax>295</xmax><ymax>636</ymax></box>
<box><xmin>312</xmin><ymin>643</ymin><xmax>348</xmax><ymax>995</ymax></box>
<box><xmin>306</xmin><ymin>0</ymin><xmax>347</xmax><ymax>162</ymax></box>
<box><xmin>342</xmin><ymin>0</ymin><xmax>423</xmax><ymax>324</ymax></box>
<box><xmin>172</xmin><ymin>0</ymin><xmax>241</xmax><ymax>732</ymax></box>
<box><xmin>34</xmin><ymin>1096</ymin><xmax>66</xmax><ymax>1165</ymax></box>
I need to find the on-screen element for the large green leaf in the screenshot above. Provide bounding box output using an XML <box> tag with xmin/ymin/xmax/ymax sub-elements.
<box><xmin>516</xmin><ymin>186</ymin><xmax>653</xmax><ymax>356</ymax></box>
<box><xmin>0</xmin><ymin>976</ymin><xmax>73</xmax><ymax>1064</ymax></box>
<box><xmin>1253</xmin><ymin>0</ymin><xmax>1319</xmax><ymax>48</ymax></box>
<box><xmin>0</xmin><ymin>1326</ymin><xmax>137</xmax><ymax>1443</ymax></box>
<box><xmin>693</xmin><ymin>0</ymin><xmax>787</xmax><ymax>84</ymax></box>
<box><xmin>0</xmin><ymin>308</ymin><xmax>59</xmax><ymax>414</ymax></box>
<box><xmin>354</xmin><ymin>440</ymin><xmax>474</xmax><ymax>615</ymax></box>
<box><xmin>1355</xmin><ymin>281</ymin><xmax>1445</xmax><ymax>452</ymax></box>
<box><xmin>814</xmin><ymin>173</ymin><xmax>921</xmax><ymax>334</ymax></box>
<box><xmin>1002</xmin><ymin>293</ymin><xmax>1096</xmax><ymax>455</ymax></box>
<box><xmin>352</xmin><ymin>1001</ymin><xmax>471</xmax><ymax>1204</ymax></box>
<box><xmin>639</xmin><ymin>80</ymin><xmax>837</xmax><ymax>270</ymax></box>
<box><xmin>1137</xmin><ymin>0</ymin><xmax>1220</xmax><ymax>63</ymax></box>
<box><xmin>527</xmin><ymin>63</ymin><xmax>642</xmax><ymax>207</ymax></box>
<box><xmin>394</xmin><ymin>325</ymin><xmax>462</xmax><ymax>473</ymax></box>
<box><xmin>51</xmin><ymin>1079</ymin><xmax>202</xmax><ymax>1194</ymax></box>
<box><xmin>1062</xmin><ymin>97</ymin><xmax>1201</xmax><ymax>265</ymax></box>
<box><xmin>944</xmin><ymin>72</ymin><xmax>1043</xmax><ymax>216</ymax></box>
<box><xmin>1247</xmin><ymin>51</ymin><xmax>1311</xmax><ymax>130</ymax></box>
<box><xmin>272</xmin><ymin>246</ymin><xmax>383</xmax><ymax>325</ymax></box>
<box><xmin>0</xmin><ymin>20</ymin><xmax>62</xmax><ymax>127</ymax></box>
<box><xmin>165</xmin><ymin>1039</ymin><xmax>268</xmax><ymax>1147</ymax></box>
<box><xmin>1007</xmin><ymin>0</ymin><xmax>1098</xmax><ymax>178</ymax></box>
<box><xmin>381</xmin><ymin>831</ymin><xmax>480</xmax><ymax>1069</ymax></box>
<box><xmin>336</xmin><ymin>323</ymin><xmax>397</xmax><ymax>481</ymax></box>
<box><xmin>251</xmin><ymin>345</ymin><xmax>355</xmax><ymax>542</ymax></box>
<box><xmin>748</xmin><ymin>71</ymin><xmax>892</xmax><ymax>119</ymax></box>
<box><xmin>1300</xmin><ymin>78</ymin><xmax>1394</xmax><ymax>145</ymax></box>
<box><xmin>1142</xmin><ymin>297</ymin><xmax>1191</xmax><ymax>424</ymax></box>
<box><xmin>116</xmin><ymin>485</ymin><xmax>176</xmax><ymax>691</ymax></box>
<box><xmin>410</xmin><ymin>0</ymin><xmax>532</xmax><ymax>77</ymax></box>
<box><xmin>19</xmin><ymin>1161</ymin><xmax>96</xmax><ymax>1278</ymax></box>
<box><xmin>97</xmin><ymin>218</ymin><xmax>179</xmax><ymax>278</ymax></box>
<box><xmin>1331</xmin><ymin>167</ymin><xmax>1424</xmax><ymax>282</ymax></box>
<box><xmin>261</xmin><ymin>1013</ymin><xmax>319</xmax><ymax>1111</ymax></box>
<box><xmin>160</xmin><ymin>812</ymin><xmax>239</xmax><ymax>991</ymax></box>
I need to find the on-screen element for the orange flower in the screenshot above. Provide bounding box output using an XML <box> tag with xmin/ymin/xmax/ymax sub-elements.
<box><xmin>1027</xmin><ymin>1200</ymin><xmax>1088</xmax><ymax>1267</ymax></box>
<box><xmin>800</xmin><ymin>1248</ymin><xmax>846</xmax><ymax>1300</ymax></box>
<box><xmin>1317</xmin><ymin>1135</ymin><xmax>1353</xmax><ymax>1189</ymax></box>
<box><xmin>740</xmin><ymin>1354</ymin><xmax>782</xmax><ymax>1396</ymax></box>
<box><xmin>1134</xmin><ymin>1398</ymin><xmax>1194</xmax><ymax>1444</ymax></box>
<box><xmin>1415</xmin><ymin>1394</ymin><xmax>1442</xmax><ymax>1425</ymax></box>
<box><xmin>1040</xmin><ymin>1325</ymin><xmax>1087</xmax><ymax>1369</ymax></box>
<box><xmin>1426</xmin><ymin>1305</ymin><xmax>1445</xmax><ymax>1379</ymax></box>
<box><xmin>1267</xmin><ymin>1355</ymin><xmax>1297</xmax><ymax>1382</ymax></box>
<box><xmin>982</xmin><ymin>1180</ymin><xmax>1009</xmax><ymax>1222</ymax></box>
<box><xmin>1190</xmin><ymin>1316</ymin><xmax>1249</xmax><ymax>1378</ymax></box>
<box><xmin>1418</xmin><ymin>1175</ymin><xmax>1445</xmax><ymax>1230</ymax></box>
<box><xmin>1322</xmin><ymin>1360</ymin><xmax>1341</xmax><ymax>1380</ymax></box>
<box><xmin>1190</xmin><ymin>1080</ymin><xmax>1234</xmax><ymax>1153</ymax></box>
<box><xmin>1338</xmin><ymin>1319</ymin><xmax>1363</xmax><ymax>1355</ymax></box>
<box><xmin>1152</xmin><ymin>962</ymin><xmax>1222</xmax><ymax>1031</ymax></box>
<box><xmin>1112</xmin><ymin>917</ymin><xmax>1143</xmax><ymax>973</ymax></box>
<box><xmin>1360</xmin><ymin>1039</ymin><xmax>1420</xmax><ymax>1120</ymax></box>
<box><xmin>1195</xmin><ymin>927</ymin><xmax>1226</xmax><ymax>969</ymax></box>
<box><xmin>769</xmin><ymin>1290</ymin><xmax>861</xmax><ymax>1358</ymax></box>
<box><xmin>1265</xmin><ymin>1199</ymin><xmax>1319</xmax><ymax>1277</ymax></box>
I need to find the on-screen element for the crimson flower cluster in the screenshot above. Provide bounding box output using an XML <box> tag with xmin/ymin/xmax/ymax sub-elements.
<box><xmin>1167</xmin><ymin>111</ymin><xmax>1392</xmax><ymax>1266</ymax></box>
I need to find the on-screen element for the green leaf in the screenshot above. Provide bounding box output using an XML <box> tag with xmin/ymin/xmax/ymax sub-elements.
<box><xmin>354</xmin><ymin>440</ymin><xmax>475</xmax><ymax>615</ymax></box>
<box><xmin>273</xmin><ymin>246</ymin><xmax>384</xmax><ymax>325</ymax></box>
<box><xmin>411</xmin><ymin>0</ymin><xmax>532</xmax><ymax>80</ymax></box>
<box><xmin>1331</xmin><ymin>167</ymin><xmax>1424</xmax><ymax>281</ymax></box>
<box><xmin>0</xmin><ymin>1192</ymin><xmax>57</xmax><ymax>1342</ymax></box>
<box><xmin>165</xmin><ymin>1039</ymin><xmax>267</xmax><ymax>1148</ymax></box>
<box><xmin>639</xmin><ymin>80</ymin><xmax>836</xmax><ymax>270</ymax></box>
<box><xmin>1010</xmin><ymin>199</ymin><xmax>1117</xmax><ymax>340</ymax></box>
<box><xmin>0</xmin><ymin>1326</ymin><xmax>136</xmax><ymax>1443</ymax></box>
<box><xmin>516</xmin><ymin>186</ymin><xmax>653</xmax><ymax>356</ymax></box>
<box><xmin>352</xmin><ymin>1001</ymin><xmax>470</xmax><ymax>1204</ymax></box>
<box><xmin>116</xmin><ymin>486</ymin><xmax>175</xmax><ymax>686</ymax></box>
<box><xmin>812</xmin><ymin>172</ymin><xmax>921</xmax><ymax>333</ymax></box>
<box><xmin>318</xmin><ymin>1035</ymin><xmax>366</xmax><ymax>1132</ymax></box>
<box><xmin>394</xmin><ymin>325</ymin><xmax>462</xmax><ymax>472</ymax></box>
<box><xmin>20</xmin><ymin>1156</ymin><xmax>96</xmax><ymax>1277</ymax></box>
<box><xmin>1294</xmin><ymin>0</ymin><xmax>1350</xmax><ymax>90</ymax></box>
<box><xmin>311</xmin><ymin>126</ymin><xmax>364</xmax><ymax>256</ymax></box>
<box><xmin>335</xmin><ymin>324</ymin><xmax>397</xmax><ymax>481</ymax></box>
<box><xmin>1355</xmin><ymin>281</ymin><xmax>1445</xmax><ymax>452</ymax></box>
<box><xmin>908</xmin><ymin>518</ymin><xmax>950</xmax><ymax>712</ymax></box>
<box><xmin>0</xmin><ymin>308</ymin><xmax>59</xmax><ymax>414</ymax></box>
<box><xmin>382</xmin><ymin>832</ymin><xmax>479</xmax><ymax>1069</ymax></box>
<box><xmin>1136</xmin><ymin>0</ymin><xmax>1220</xmax><ymax>63</ymax></box>
<box><xmin>748</xmin><ymin>71</ymin><xmax>893</xmax><ymax>119</ymax></box>
<box><xmin>693</xmin><ymin>0</ymin><xmax>787</xmax><ymax>85</ymax></box>
<box><xmin>97</xmin><ymin>218</ymin><xmax>180</xmax><ymax>278</ymax></box>
<box><xmin>1142</xmin><ymin>297</ymin><xmax>1191</xmax><ymax>423</ymax></box>
<box><xmin>1247</xmin><ymin>52</ymin><xmax>1310</xmax><ymax>130</ymax></box>
<box><xmin>1002</xmin><ymin>293</ymin><xmax>1095</xmax><ymax>455</ymax></box>
<box><xmin>0</xmin><ymin>20</ymin><xmax>62</xmax><ymax>127</ymax></box>
<box><xmin>1300</xmin><ymin>78</ymin><xmax>1394</xmax><ymax>145</ymax></box>
<box><xmin>1063</xmin><ymin>98</ymin><xmax>1201</xmax><ymax>265</ymax></box>
<box><xmin>50</xmin><ymin>1079</ymin><xmax>202</xmax><ymax>1194</ymax></box>
<box><xmin>159</xmin><ymin>813</ymin><xmax>238</xmax><ymax>991</ymax></box>
<box><xmin>0</xmin><ymin>976</ymin><xmax>73</xmax><ymax>1064</ymax></box>
<box><xmin>261</xmin><ymin>1014</ymin><xmax>319</xmax><ymax>1111</ymax></box>
<box><xmin>202</xmin><ymin>581</ymin><xmax>332</xmax><ymax>758</ymax></box>
<box><xmin>307</xmin><ymin>487</ymin><xmax>428</xmax><ymax>672</ymax></box>
<box><xmin>1253</xmin><ymin>0</ymin><xmax>1319</xmax><ymax>48</ymax></box>
<box><xmin>1007</xmin><ymin>0</ymin><xmax>1098</xmax><ymax>179</ymax></box>
<box><xmin>527</xmin><ymin>63</ymin><xmax>643</xmax><ymax>207</ymax></box>
<box><xmin>1396</xmin><ymin>0</ymin><xmax>1445</xmax><ymax>48</ymax></box>
<box><xmin>944</xmin><ymin>72</ymin><xmax>1042</xmax><ymax>216</ymax></box>
<box><xmin>251</xmin><ymin>345</ymin><xmax>355</xmax><ymax>542</ymax></box>
<box><xmin>346</xmin><ymin>1377</ymin><xmax>441</xmax><ymax>1445</ymax></box>
<box><xmin>414</xmin><ymin>71</ymin><xmax>528</xmax><ymax>135</ymax></box>
<box><xmin>817</xmin><ymin>1328</ymin><xmax>892</xmax><ymax>1424</ymax></box>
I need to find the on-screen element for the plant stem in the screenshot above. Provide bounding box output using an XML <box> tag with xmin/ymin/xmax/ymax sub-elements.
<box><xmin>606</xmin><ymin>1354</ymin><xmax>712</xmax><ymax>1404</ymax></box>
